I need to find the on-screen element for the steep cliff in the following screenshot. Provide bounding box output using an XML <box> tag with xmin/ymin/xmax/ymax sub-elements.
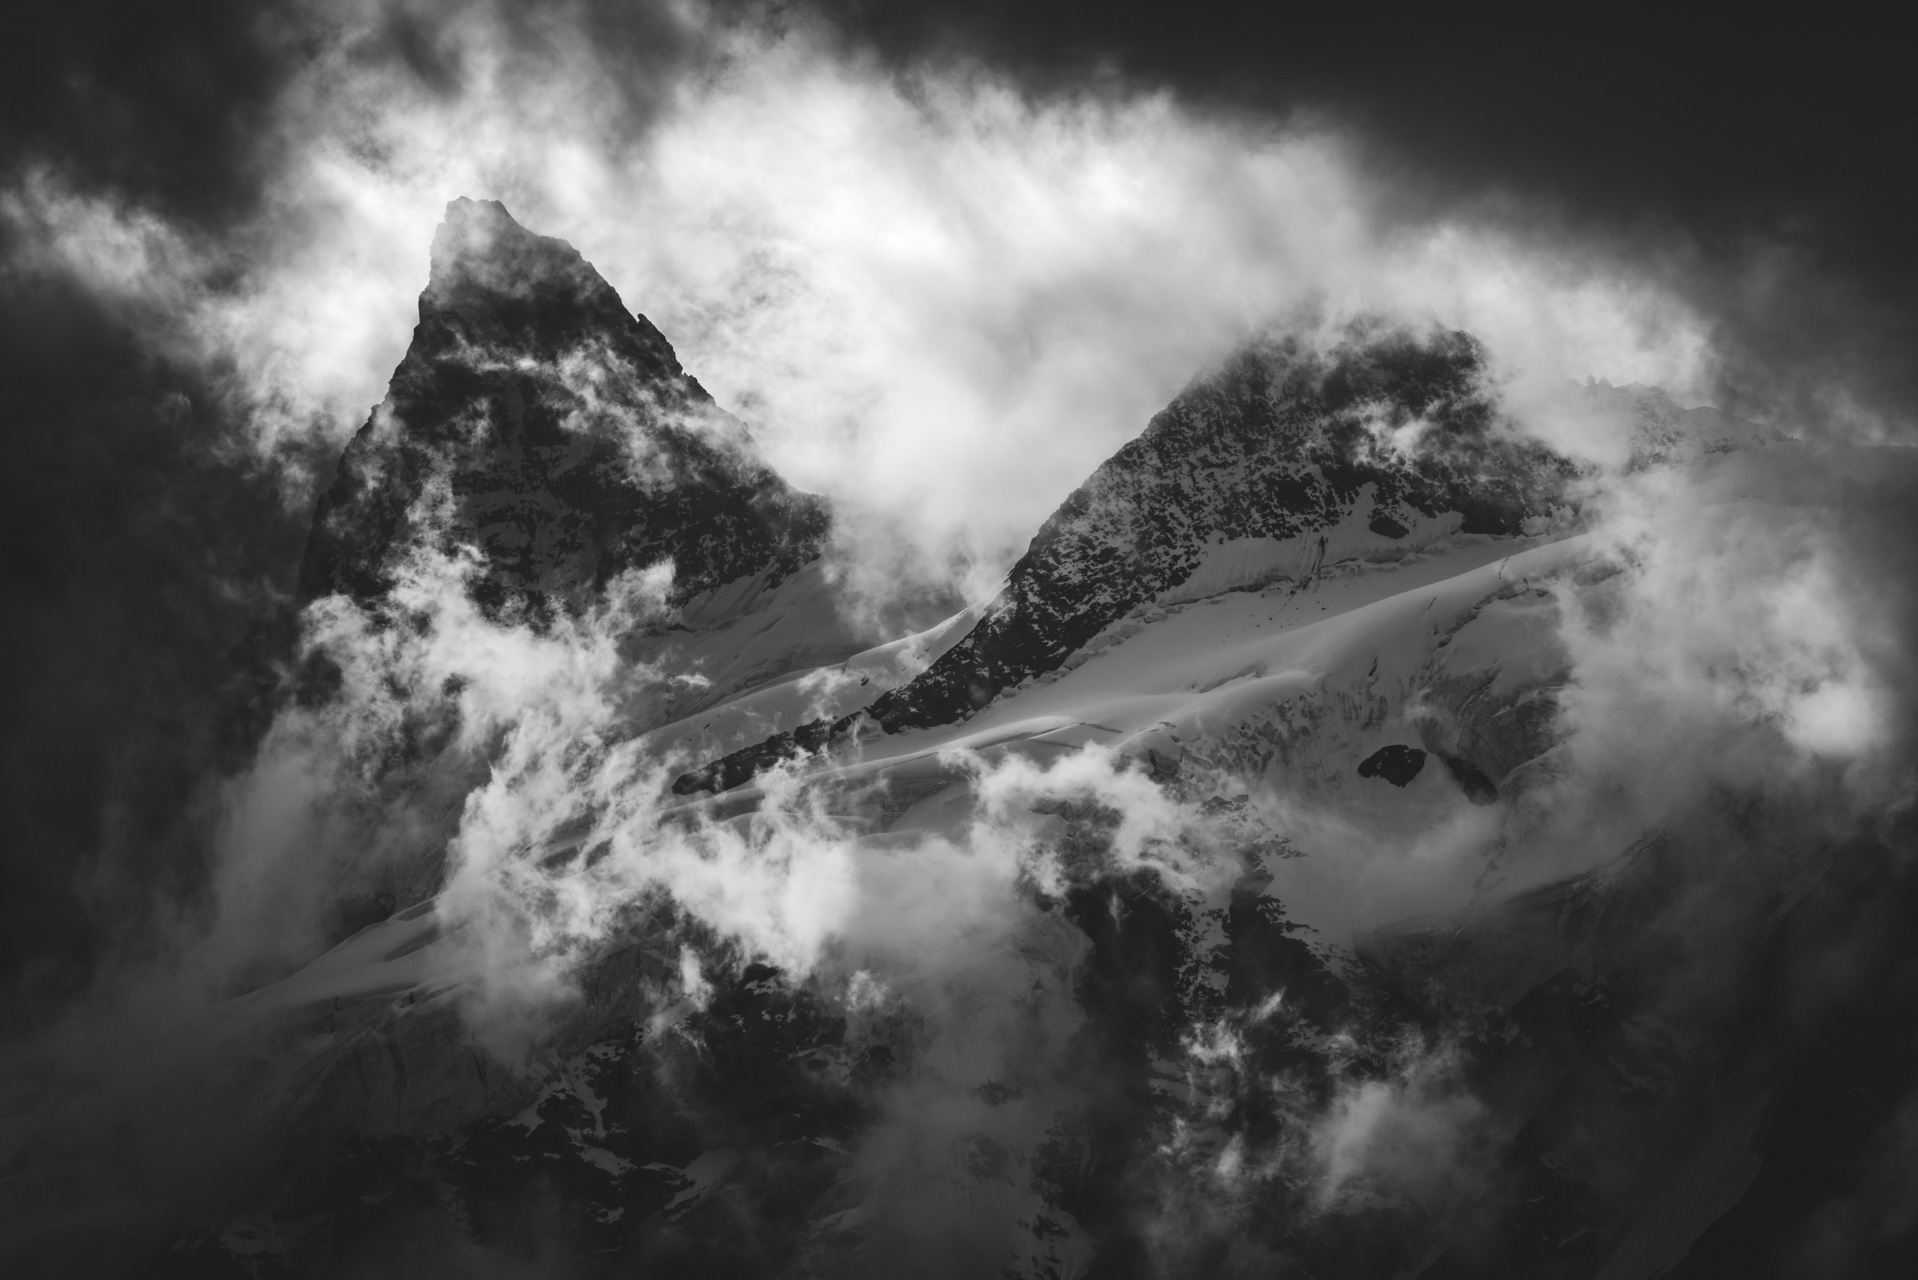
<box><xmin>299</xmin><ymin>198</ymin><xmax>828</xmax><ymax>620</ymax></box>
<box><xmin>676</xmin><ymin>321</ymin><xmax>1575</xmax><ymax>793</ymax></box>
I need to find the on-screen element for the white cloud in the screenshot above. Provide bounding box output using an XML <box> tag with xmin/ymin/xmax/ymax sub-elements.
<box><xmin>1310</xmin><ymin>1040</ymin><xmax>1489</xmax><ymax>1213</ymax></box>
<box><xmin>4</xmin><ymin>2</ymin><xmax>1715</xmax><ymax>583</ymax></box>
<box><xmin>11</xmin><ymin>4</ymin><xmax>1917</xmax><ymax>1262</ymax></box>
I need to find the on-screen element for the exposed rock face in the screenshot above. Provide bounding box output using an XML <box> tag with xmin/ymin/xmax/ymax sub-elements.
<box><xmin>221</xmin><ymin>202</ymin><xmax>850</xmax><ymax>1180</ymax></box>
<box><xmin>21</xmin><ymin>187</ymin><xmax>1907</xmax><ymax>1280</ymax></box>
<box><xmin>677</xmin><ymin>322</ymin><xmax>1576</xmax><ymax>793</ymax></box>
<box><xmin>299</xmin><ymin>198</ymin><xmax>827</xmax><ymax>618</ymax></box>
<box><xmin>1358</xmin><ymin>743</ymin><xmax>1427</xmax><ymax>786</ymax></box>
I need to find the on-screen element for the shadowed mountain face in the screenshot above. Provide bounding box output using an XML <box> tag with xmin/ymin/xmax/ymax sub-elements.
<box><xmin>299</xmin><ymin>198</ymin><xmax>828</xmax><ymax>619</ymax></box>
<box><xmin>875</xmin><ymin>327</ymin><xmax>1573</xmax><ymax>729</ymax></box>
<box><xmin>676</xmin><ymin>324</ymin><xmax>1576</xmax><ymax>793</ymax></box>
<box><xmin>12</xmin><ymin>202</ymin><xmax>1909</xmax><ymax>1280</ymax></box>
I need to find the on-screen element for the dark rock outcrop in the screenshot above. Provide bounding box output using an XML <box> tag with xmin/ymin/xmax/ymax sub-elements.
<box><xmin>299</xmin><ymin>198</ymin><xmax>827</xmax><ymax>619</ymax></box>
<box><xmin>1358</xmin><ymin>743</ymin><xmax>1427</xmax><ymax>786</ymax></box>
<box><xmin>678</xmin><ymin>321</ymin><xmax>1575</xmax><ymax>793</ymax></box>
<box><xmin>1439</xmin><ymin>751</ymin><xmax>1500</xmax><ymax>804</ymax></box>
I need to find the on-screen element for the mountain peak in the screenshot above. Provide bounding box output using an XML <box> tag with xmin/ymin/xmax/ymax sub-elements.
<box><xmin>298</xmin><ymin>199</ymin><xmax>828</xmax><ymax>614</ymax></box>
<box><xmin>673</xmin><ymin>319</ymin><xmax>1578</xmax><ymax>794</ymax></box>
<box><xmin>416</xmin><ymin>198</ymin><xmax>647</xmax><ymax>361</ymax></box>
<box><xmin>432</xmin><ymin>196</ymin><xmax>527</xmax><ymax>262</ymax></box>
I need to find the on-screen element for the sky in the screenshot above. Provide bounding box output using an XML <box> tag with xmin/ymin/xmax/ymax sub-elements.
<box><xmin>1</xmin><ymin>5</ymin><xmax>1916</xmax><ymax>1266</ymax></box>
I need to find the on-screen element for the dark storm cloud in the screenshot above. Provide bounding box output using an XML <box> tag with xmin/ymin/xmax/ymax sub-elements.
<box><xmin>0</xmin><ymin>0</ymin><xmax>1898</xmax><ymax>1035</ymax></box>
<box><xmin>0</xmin><ymin>0</ymin><xmax>717</xmax><ymax>1020</ymax></box>
<box><xmin>760</xmin><ymin>1</ymin><xmax>1918</xmax><ymax>418</ymax></box>
<box><xmin>0</xmin><ymin>1</ymin><xmax>705</xmax><ymax>229</ymax></box>
<box><xmin>0</xmin><ymin>1</ymin><xmax>302</xmax><ymax>1022</ymax></box>
<box><xmin>0</xmin><ymin>0</ymin><xmax>293</xmax><ymax>229</ymax></box>
<box><xmin>0</xmin><ymin>261</ymin><xmax>309</xmax><ymax>1028</ymax></box>
<box><xmin>2</xmin><ymin>4</ymin><xmax>1916</xmax><ymax>1273</ymax></box>
<box><xmin>783</xmin><ymin>3</ymin><xmax>1911</xmax><ymax>232</ymax></box>
<box><xmin>24</xmin><ymin>1</ymin><xmax>1911</xmax><ymax>329</ymax></box>
<box><xmin>9</xmin><ymin>1</ymin><xmax>1912</xmax><ymax>420</ymax></box>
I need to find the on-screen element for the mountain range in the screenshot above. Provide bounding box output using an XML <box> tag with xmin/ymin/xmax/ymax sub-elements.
<box><xmin>9</xmin><ymin>199</ymin><xmax>1911</xmax><ymax>1280</ymax></box>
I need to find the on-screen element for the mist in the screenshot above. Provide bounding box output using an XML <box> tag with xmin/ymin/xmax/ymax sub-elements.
<box><xmin>2</xmin><ymin>1</ymin><xmax>1915</xmax><ymax>1277</ymax></box>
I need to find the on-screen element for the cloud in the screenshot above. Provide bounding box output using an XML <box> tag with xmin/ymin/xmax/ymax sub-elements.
<box><xmin>1309</xmin><ymin>1038</ymin><xmax>1491</xmax><ymax>1214</ymax></box>
<box><xmin>1542</xmin><ymin>449</ymin><xmax>1916</xmax><ymax>866</ymax></box>
<box><xmin>6</xmin><ymin>2</ymin><xmax>1918</xmax><ymax>1273</ymax></box>
<box><xmin>4</xmin><ymin>1</ymin><xmax>1717</xmax><ymax>581</ymax></box>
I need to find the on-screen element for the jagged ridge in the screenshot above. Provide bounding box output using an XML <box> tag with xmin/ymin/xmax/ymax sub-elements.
<box><xmin>300</xmin><ymin>198</ymin><xmax>828</xmax><ymax>619</ymax></box>
<box><xmin>676</xmin><ymin>321</ymin><xmax>1575</xmax><ymax>794</ymax></box>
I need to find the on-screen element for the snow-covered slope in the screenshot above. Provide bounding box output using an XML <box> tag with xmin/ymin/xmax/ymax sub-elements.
<box><xmin>680</xmin><ymin>534</ymin><xmax>1575</xmax><ymax>847</ymax></box>
<box><xmin>174</xmin><ymin>525</ymin><xmax>1591</xmax><ymax>1276</ymax></box>
<box><xmin>674</xmin><ymin>322</ymin><xmax>1577</xmax><ymax>794</ymax></box>
<box><xmin>80</xmin><ymin>208</ymin><xmax>1889</xmax><ymax>1280</ymax></box>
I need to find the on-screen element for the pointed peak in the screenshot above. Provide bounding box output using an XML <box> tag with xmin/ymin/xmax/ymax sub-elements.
<box><xmin>424</xmin><ymin>196</ymin><xmax>598</xmax><ymax>314</ymax></box>
<box><xmin>432</xmin><ymin>197</ymin><xmax>544</xmax><ymax>267</ymax></box>
<box><xmin>442</xmin><ymin>195</ymin><xmax>516</xmax><ymax>228</ymax></box>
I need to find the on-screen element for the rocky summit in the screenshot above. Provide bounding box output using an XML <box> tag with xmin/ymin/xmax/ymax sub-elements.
<box><xmin>13</xmin><ymin>202</ymin><xmax>1906</xmax><ymax>1280</ymax></box>
<box><xmin>674</xmin><ymin>322</ymin><xmax>1577</xmax><ymax>793</ymax></box>
<box><xmin>299</xmin><ymin>198</ymin><xmax>828</xmax><ymax>619</ymax></box>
